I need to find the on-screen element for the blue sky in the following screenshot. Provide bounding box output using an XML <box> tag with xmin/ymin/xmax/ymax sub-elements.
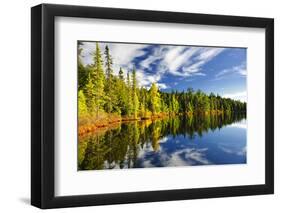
<box><xmin>80</xmin><ymin>41</ymin><xmax>247</xmax><ymax>102</ymax></box>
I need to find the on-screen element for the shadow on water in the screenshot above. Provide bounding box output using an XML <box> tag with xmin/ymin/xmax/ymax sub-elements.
<box><xmin>78</xmin><ymin>113</ymin><xmax>246</xmax><ymax>170</ymax></box>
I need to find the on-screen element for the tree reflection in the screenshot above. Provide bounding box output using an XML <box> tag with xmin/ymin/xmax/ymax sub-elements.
<box><xmin>78</xmin><ymin>113</ymin><xmax>246</xmax><ymax>170</ymax></box>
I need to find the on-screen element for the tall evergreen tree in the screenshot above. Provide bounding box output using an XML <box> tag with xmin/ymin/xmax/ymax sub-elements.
<box><xmin>84</xmin><ymin>72</ymin><xmax>95</xmax><ymax>113</ymax></box>
<box><xmin>78</xmin><ymin>90</ymin><xmax>88</xmax><ymax>115</ymax></box>
<box><xmin>92</xmin><ymin>42</ymin><xmax>105</xmax><ymax>118</ymax></box>
<box><xmin>126</xmin><ymin>72</ymin><xmax>133</xmax><ymax>116</ymax></box>
<box><xmin>139</xmin><ymin>87</ymin><xmax>149</xmax><ymax>117</ymax></box>
<box><xmin>117</xmin><ymin>67</ymin><xmax>127</xmax><ymax>115</ymax></box>
<box><xmin>77</xmin><ymin>43</ymin><xmax>246</xmax><ymax>122</ymax></box>
<box><xmin>171</xmin><ymin>94</ymin><xmax>179</xmax><ymax>113</ymax></box>
<box><xmin>104</xmin><ymin>45</ymin><xmax>116</xmax><ymax>113</ymax></box>
<box><xmin>77</xmin><ymin>42</ymin><xmax>88</xmax><ymax>91</ymax></box>
<box><xmin>149</xmin><ymin>83</ymin><xmax>161</xmax><ymax>115</ymax></box>
<box><xmin>132</xmin><ymin>68</ymin><xmax>139</xmax><ymax>118</ymax></box>
<box><xmin>118</xmin><ymin>67</ymin><xmax>124</xmax><ymax>81</ymax></box>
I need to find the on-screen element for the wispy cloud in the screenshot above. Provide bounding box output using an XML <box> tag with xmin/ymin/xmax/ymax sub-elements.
<box><xmin>230</xmin><ymin>123</ymin><xmax>247</xmax><ymax>129</ymax></box>
<box><xmin>215</xmin><ymin>62</ymin><xmax>246</xmax><ymax>80</ymax></box>
<box><xmin>80</xmin><ymin>42</ymin><xmax>225</xmax><ymax>88</ymax></box>
<box><xmin>80</xmin><ymin>42</ymin><xmax>148</xmax><ymax>75</ymax></box>
<box><xmin>156</xmin><ymin>83</ymin><xmax>169</xmax><ymax>89</ymax></box>
<box><xmin>219</xmin><ymin>145</ymin><xmax>246</xmax><ymax>157</ymax></box>
<box><xmin>223</xmin><ymin>91</ymin><xmax>247</xmax><ymax>102</ymax></box>
<box><xmin>137</xmin><ymin>46</ymin><xmax>224</xmax><ymax>87</ymax></box>
<box><xmin>158</xmin><ymin>147</ymin><xmax>211</xmax><ymax>167</ymax></box>
<box><xmin>149</xmin><ymin>46</ymin><xmax>225</xmax><ymax>78</ymax></box>
<box><xmin>138</xmin><ymin>144</ymin><xmax>211</xmax><ymax>168</ymax></box>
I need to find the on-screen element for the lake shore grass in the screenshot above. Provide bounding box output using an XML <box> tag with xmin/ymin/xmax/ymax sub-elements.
<box><xmin>78</xmin><ymin>110</ymin><xmax>231</xmax><ymax>136</ymax></box>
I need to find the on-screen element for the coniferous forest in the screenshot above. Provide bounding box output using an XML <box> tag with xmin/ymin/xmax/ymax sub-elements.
<box><xmin>78</xmin><ymin>41</ymin><xmax>247</xmax><ymax>170</ymax></box>
<box><xmin>78</xmin><ymin>42</ymin><xmax>246</xmax><ymax>135</ymax></box>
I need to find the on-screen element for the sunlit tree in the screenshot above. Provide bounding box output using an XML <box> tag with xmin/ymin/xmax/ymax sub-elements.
<box><xmin>149</xmin><ymin>83</ymin><xmax>161</xmax><ymax>115</ymax></box>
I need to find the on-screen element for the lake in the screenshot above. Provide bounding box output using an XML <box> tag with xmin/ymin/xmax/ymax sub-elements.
<box><xmin>78</xmin><ymin>113</ymin><xmax>246</xmax><ymax>170</ymax></box>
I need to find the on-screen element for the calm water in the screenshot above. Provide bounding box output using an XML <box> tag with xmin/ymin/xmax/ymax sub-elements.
<box><xmin>78</xmin><ymin>114</ymin><xmax>246</xmax><ymax>170</ymax></box>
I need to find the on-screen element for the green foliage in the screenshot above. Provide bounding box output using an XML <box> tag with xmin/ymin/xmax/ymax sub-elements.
<box><xmin>104</xmin><ymin>45</ymin><xmax>119</xmax><ymax>113</ymax></box>
<box><xmin>116</xmin><ymin>68</ymin><xmax>127</xmax><ymax>115</ymax></box>
<box><xmin>78</xmin><ymin>90</ymin><xmax>88</xmax><ymax>115</ymax></box>
<box><xmin>84</xmin><ymin>72</ymin><xmax>95</xmax><ymax>113</ymax></box>
<box><xmin>92</xmin><ymin>43</ymin><xmax>106</xmax><ymax>117</ymax></box>
<box><xmin>170</xmin><ymin>94</ymin><xmax>179</xmax><ymax>113</ymax></box>
<box><xmin>78</xmin><ymin>42</ymin><xmax>89</xmax><ymax>91</ymax></box>
<box><xmin>149</xmin><ymin>83</ymin><xmax>161</xmax><ymax>114</ymax></box>
<box><xmin>125</xmin><ymin>72</ymin><xmax>133</xmax><ymax>116</ymax></box>
<box><xmin>78</xmin><ymin>42</ymin><xmax>247</xmax><ymax>120</ymax></box>
<box><xmin>187</xmin><ymin>102</ymin><xmax>194</xmax><ymax>113</ymax></box>
<box><xmin>132</xmin><ymin>68</ymin><xmax>139</xmax><ymax>118</ymax></box>
<box><xmin>78</xmin><ymin>61</ymin><xmax>88</xmax><ymax>91</ymax></box>
<box><xmin>78</xmin><ymin>113</ymin><xmax>246</xmax><ymax>170</ymax></box>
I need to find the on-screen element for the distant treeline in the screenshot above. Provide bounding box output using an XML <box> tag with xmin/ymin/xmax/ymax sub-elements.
<box><xmin>78</xmin><ymin>42</ymin><xmax>246</xmax><ymax>121</ymax></box>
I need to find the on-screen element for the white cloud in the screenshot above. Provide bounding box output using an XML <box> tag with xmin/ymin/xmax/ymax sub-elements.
<box><xmin>109</xmin><ymin>43</ymin><xmax>148</xmax><ymax>67</ymax></box>
<box><xmin>215</xmin><ymin>62</ymin><xmax>246</xmax><ymax>80</ymax></box>
<box><xmin>156</xmin><ymin>83</ymin><xmax>169</xmax><ymax>89</ymax></box>
<box><xmin>164</xmin><ymin>47</ymin><xmax>186</xmax><ymax>71</ymax></box>
<box><xmin>140</xmin><ymin>46</ymin><xmax>166</xmax><ymax>68</ymax></box>
<box><xmin>137</xmin><ymin>46</ymin><xmax>225</xmax><ymax>87</ymax></box>
<box><xmin>80</xmin><ymin>41</ymin><xmax>148</xmax><ymax>75</ymax></box>
<box><xmin>136</xmin><ymin>69</ymin><xmax>163</xmax><ymax>88</ymax></box>
<box><xmin>163</xmin><ymin>47</ymin><xmax>224</xmax><ymax>77</ymax></box>
<box><xmin>180</xmin><ymin>148</ymin><xmax>210</xmax><ymax>165</ymax></box>
<box><xmin>79</xmin><ymin>42</ymin><xmax>225</xmax><ymax>88</ymax></box>
<box><xmin>230</xmin><ymin>123</ymin><xmax>247</xmax><ymax>129</ymax></box>
<box><xmin>223</xmin><ymin>91</ymin><xmax>247</xmax><ymax>102</ymax></box>
<box><xmin>164</xmin><ymin>147</ymin><xmax>211</xmax><ymax>166</ymax></box>
<box><xmin>239</xmin><ymin>68</ymin><xmax>247</xmax><ymax>76</ymax></box>
<box><xmin>196</xmin><ymin>48</ymin><xmax>223</xmax><ymax>61</ymax></box>
<box><xmin>219</xmin><ymin>145</ymin><xmax>246</xmax><ymax>157</ymax></box>
<box><xmin>148</xmin><ymin>146</ymin><xmax>211</xmax><ymax>167</ymax></box>
<box><xmin>140</xmin><ymin>55</ymin><xmax>157</xmax><ymax>69</ymax></box>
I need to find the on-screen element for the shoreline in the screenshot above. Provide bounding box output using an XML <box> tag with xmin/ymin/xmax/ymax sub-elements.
<box><xmin>78</xmin><ymin>111</ymin><xmax>246</xmax><ymax>136</ymax></box>
<box><xmin>78</xmin><ymin>113</ymin><xmax>168</xmax><ymax>136</ymax></box>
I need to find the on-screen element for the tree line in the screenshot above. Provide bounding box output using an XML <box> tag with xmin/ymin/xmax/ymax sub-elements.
<box><xmin>78</xmin><ymin>42</ymin><xmax>246</xmax><ymax>121</ymax></box>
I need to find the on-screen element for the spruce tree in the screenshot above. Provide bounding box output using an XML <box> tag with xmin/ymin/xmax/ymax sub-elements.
<box><xmin>78</xmin><ymin>90</ymin><xmax>88</xmax><ymax>115</ymax></box>
<box><xmin>117</xmin><ymin>68</ymin><xmax>127</xmax><ymax>115</ymax></box>
<box><xmin>132</xmin><ymin>68</ymin><xmax>139</xmax><ymax>118</ymax></box>
<box><xmin>118</xmin><ymin>67</ymin><xmax>124</xmax><ymax>81</ymax></box>
<box><xmin>84</xmin><ymin>72</ymin><xmax>95</xmax><ymax>113</ymax></box>
<box><xmin>92</xmin><ymin>42</ymin><xmax>105</xmax><ymax>118</ymax></box>
<box><xmin>126</xmin><ymin>72</ymin><xmax>133</xmax><ymax>116</ymax></box>
<box><xmin>77</xmin><ymin>42</ymin><xmax>89</xmax><ymax>92</ymax></box>
<box><xmin>104</xmin><ymin>45</ymin><xmax>116</xmax><ymax>113</ymax></box>
<box><xmin>149</xmin><ymin>83</ymin><xmax>161</xmax><ymax>115</ymax></box>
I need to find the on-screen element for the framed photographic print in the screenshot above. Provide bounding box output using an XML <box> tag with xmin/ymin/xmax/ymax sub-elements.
<box><xmin>31</xmin><ymin>4</ymin><xmax>274</xmax><ymax>209</ymax></box>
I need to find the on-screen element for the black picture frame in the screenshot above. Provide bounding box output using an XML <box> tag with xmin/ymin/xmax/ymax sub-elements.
<box><xmin>31</xmin><ymin>3</ymin><xmax>274</xmax><ymax>209</ymax></box>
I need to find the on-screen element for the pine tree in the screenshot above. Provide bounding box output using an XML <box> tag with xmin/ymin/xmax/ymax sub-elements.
<box><xmin>149</xmin><ymin>83</ymin><xmax>161</xmax><ymax>115</ymax></box>
<box><xmin>84</xmin><ymin>72</ymin><xmax>95</xmax><ymax>113</ymax></box>
<box><xmin>104</xmin><ymin>45</ymin><xmax>116</xmax><ymax>113</ymax></box>
<box><xmin>77</xmin><ymin>42</ymin><xmax>89</xmax><ymax>92</ymax></box>
<box><xmin>132</xmin><ymin>68</ymin><xmax>139</xmax><ymax>118</ymax></box>
<box><xmin>116</xmin><ymin>68</ymin><xmax>127</xmax><ymax>115</ymax></box>
<box><xmin>126</xmin><ymin>72</ymin><xmax>133</xmax><ymax>116</ymax></box>
<box><xmin>92</xmin><ymin>42</ymin><xmax>105</xmax><ymax>118</ymax></box>
<box><xmin>171</xmin><ymin>94</ymin><xmax>179</xmax><ymax>113</ymax></box>
<box><xmin>187</xmin><ymin>102</ymin><xmax>194</xmax><ymax>113</ymax></box>
<box><xmin>78</xmin><ymin>42</ymin><xmax>247</xmax><ymax>121</ymax></box>
<box><xmin>78</xmin><ymin>90</ymin><xmax>88</xmax><ymax>115</ymax></box>
<box><xmin>118</xmin><ymin>67</ymin><xmax>124</xmax><ymax>81</ymax></box>
<box><xmin>139</xmin><ymin>87</ymin><xmax>148</xmax><ymax>117</ymax></box>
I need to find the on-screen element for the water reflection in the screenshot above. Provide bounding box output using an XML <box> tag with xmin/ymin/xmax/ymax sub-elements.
<box><xmin>78</xmin><ymin>113</ymin><xmax>246</xmax><ymax>170</ymax></box>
